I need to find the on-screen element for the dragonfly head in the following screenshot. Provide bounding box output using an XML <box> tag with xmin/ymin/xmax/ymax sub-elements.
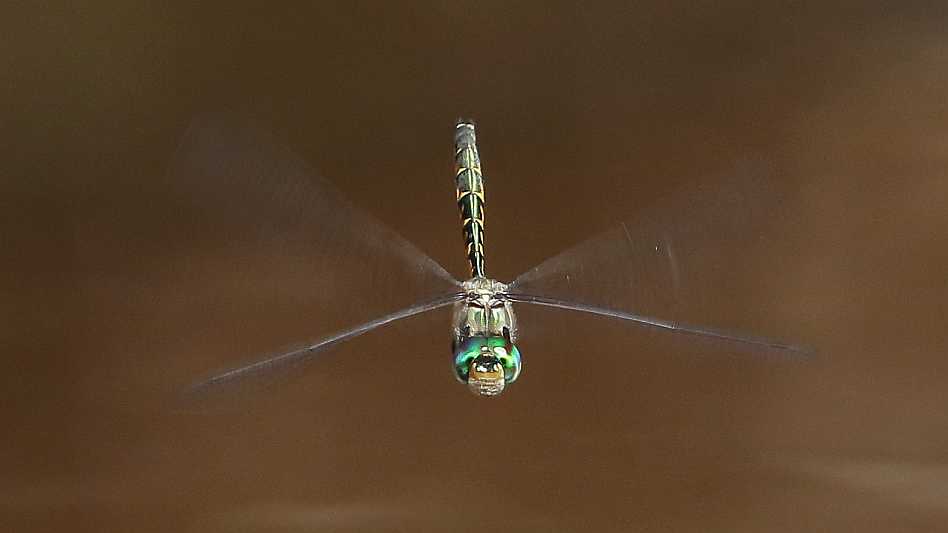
<box><xmin>453</xmin><ymin>336</ymin><xmax>521</xmax><ymax>397</ymax></box>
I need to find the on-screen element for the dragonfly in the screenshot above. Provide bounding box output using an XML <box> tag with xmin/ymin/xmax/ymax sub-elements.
<box><xmin>178</xmin><ymin>117</ymin><xmax>809</xmax><ymax>400</ymax></box>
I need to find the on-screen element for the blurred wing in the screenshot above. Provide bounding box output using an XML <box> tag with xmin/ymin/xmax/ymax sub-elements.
<box><xmin>508</xmin><ymin>160</ymin><xmax>812</xmax><ymax>355</ymax></box>
<box><xmin>505</xmin><ymin>294</ymin><xmax>809</xmax><ymax>353</ymax></box>
<box><xmin>137</xmin><ymin>115</ymin><xmax>461</xmax><ymax>399</ymax></box>
<box><xmin>186</xmin><ymin>292</ymin><xmax>463</xmax><ymax>399</ymax></box>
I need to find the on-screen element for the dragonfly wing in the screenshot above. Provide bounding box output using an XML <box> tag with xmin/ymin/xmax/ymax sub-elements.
<box><xmin>505</xmin><ymin>294</ymin><xmax>811</xmax><ymax>355</ymax></box>
<box><xmin>119</xmin><ymin>115</ymin><xmax>462</xmax><ymax>402</ymax></box>
<box><xmin>185</xmin><ymin>292</ymin><xmax>464</xmax><ymax>401</ymax></box>
<box><xmin>508</xmin><ymin>159</ymin><xmax>812</xmax><ymax>355</ymax></box>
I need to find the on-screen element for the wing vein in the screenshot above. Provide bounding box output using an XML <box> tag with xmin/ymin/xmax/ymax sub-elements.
<box><xmin>187</xmin><ymin>292</ymin><xmax>465</xmax><ymax>396</ymax></box>
<box><xmin>506</xmin><ymin>292</ymin><xmax>812</xmax><ymax>356</ymax></box>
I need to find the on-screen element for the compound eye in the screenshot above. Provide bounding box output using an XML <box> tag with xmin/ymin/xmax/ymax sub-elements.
<box><xmin>495</xmin><ymin>343</ymin><xmax>522</xmax><ymax>383</ymax></box>
<box><xmin>452</xmin><ymin>337</ymin><xmax>482</xmax><ymax>382</ymax></box>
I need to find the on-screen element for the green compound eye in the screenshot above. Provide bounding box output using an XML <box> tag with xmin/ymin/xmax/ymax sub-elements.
<box><xmin>491</xmin><ymin>341</ymin><xmax>522</xmax><ymax>383</ymax></box>
<box><xmin>453</xmin><ymin>337</ymin><xmax>481</xmax><ymax>382</ymax></box>
<box><xmin>453</xmin><ymin>336</ymin><xmax>521</xmax><ymax>384</ymax></box>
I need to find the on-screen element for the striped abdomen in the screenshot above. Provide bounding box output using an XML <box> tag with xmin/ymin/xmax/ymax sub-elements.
<box><xmin>454</xmin><ymin>120</ymin><xmax>486</xmax><ymax>278</ymax></box>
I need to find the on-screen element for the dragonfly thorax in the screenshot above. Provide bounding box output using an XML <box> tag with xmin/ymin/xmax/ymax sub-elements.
<box><xmin>453</xmin><ymin>277</ymin><xmax>518</xmax><ymax>341</ymax></box>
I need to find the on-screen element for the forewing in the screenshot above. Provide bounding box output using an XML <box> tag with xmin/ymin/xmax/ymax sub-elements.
<box><xmin>509</xmin><ymin>159</ymin><xmax>812</xmax><ymax>354</ymax></box>
<box><xmin>92</xmin><ymin>115</ymin><xmax>461</xmax><ymax>406</ymax></box>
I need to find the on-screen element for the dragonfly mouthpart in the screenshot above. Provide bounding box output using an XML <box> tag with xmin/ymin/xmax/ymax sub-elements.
<box><xmin>467</xmin><ymin>354</ymin><xmax>506</xmax><ymax>396</ymax></box>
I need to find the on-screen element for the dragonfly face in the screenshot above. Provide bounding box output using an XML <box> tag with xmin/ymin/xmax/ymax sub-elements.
<box><xmin>453</xmin><ymin>335</ymin><xmax>522</xmax><ymax>397</ymax></box>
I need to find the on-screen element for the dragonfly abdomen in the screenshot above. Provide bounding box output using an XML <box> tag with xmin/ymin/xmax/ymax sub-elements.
<box><xmin>454</xmin><ymin>120</ymin><xmax>486</xmax><ymax>277</ymax></box>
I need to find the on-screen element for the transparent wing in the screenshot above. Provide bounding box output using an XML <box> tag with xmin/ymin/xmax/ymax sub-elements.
<box><xmin>186</xmin><ymin>292</ymin><xmax>463</xmax><ymax>399</ymax></box>
<box><xmin>113</xmin><ymin>115</ymin><xmax>462</xmax><ymax>403</ymax></box>
<box><xmin>508</xmin><ymin>160</ymin><xmax>812</xmax><ymax>355</ymax></box>
<box><xmin>505</xmin><ymin>294</ymin><xmax>809</xmax><ymax>353</ymax></box>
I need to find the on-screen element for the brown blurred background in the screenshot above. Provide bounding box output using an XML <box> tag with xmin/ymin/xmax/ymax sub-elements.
<box><xmin>4</xmin><ymin>2</ymin><xmax>948</xmax><ymax>531</ymax></box>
